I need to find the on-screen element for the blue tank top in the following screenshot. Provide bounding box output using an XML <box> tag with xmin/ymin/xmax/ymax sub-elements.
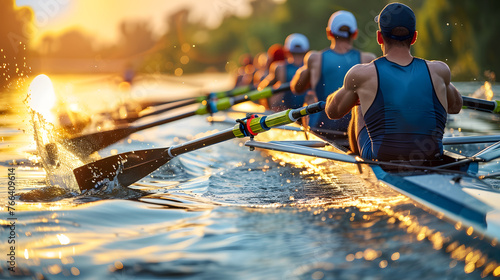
<box><xmin>280</xmin><ymin>63</ymin><xmax>305</xmax><ymax>109</ymax></box>
<box><xmin>311</xmin><ymin>48</ymin><xmax>361</xmax><ymax>131</ymax></box>
<box><xmin>361</xmin><ymin>57</ymin><xmax>447</xmax><ymax>161</ymax></box>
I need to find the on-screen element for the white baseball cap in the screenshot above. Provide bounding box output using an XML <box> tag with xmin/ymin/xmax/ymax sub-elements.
<box><xmin>284</xmin><ymin>33</ymin><xmax>310</xmax><ymax>53</ymax></box>
<box><xmin>328</xmin><ymin>11</ymin><xmax>357</xmax><ymax>38</ymax></box>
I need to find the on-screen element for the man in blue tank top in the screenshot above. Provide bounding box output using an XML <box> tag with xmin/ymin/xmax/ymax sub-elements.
<box><xmin>291</xmin><ymin>11</ymin><xmax>375</xmax><ymax>136</ymax></box>
<box><xmin>259</xmin><ymin>33</ymin><xmax>309</xmax><ymax>111</ymax></box>
<box><xmin>325</xmin><ymin>3</ymin><xmax>463</xmax><ymax>161</ymax></box>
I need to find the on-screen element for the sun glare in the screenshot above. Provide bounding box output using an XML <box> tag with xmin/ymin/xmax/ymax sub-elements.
<box><xmin>28</xmin><ymin>74</ymin><xmax>57</xmax><ymax>123</ymax></box>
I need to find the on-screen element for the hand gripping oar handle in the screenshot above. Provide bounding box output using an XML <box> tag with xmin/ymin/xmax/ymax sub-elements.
<box><xmin>73</xmin><ymin>101</ymin><xmax>325</xmax><ymax>192</ymax></box>
<box><xmin>462</xmin><ymin>96</ymin><xmax>500</xmax><ymax>114</ymax></box>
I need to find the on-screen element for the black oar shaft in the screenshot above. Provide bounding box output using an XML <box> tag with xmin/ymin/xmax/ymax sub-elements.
<box><xmin>131</xmin><ymin>111</ymin><xmax>197</xmax><ymax>133</ymax></box>
<box><xmin>139</xmin><ymin>99</ymin><xmax>198</xmax><ymax>119</ymax></box>
<box><xmin>462</xmin><ymin>96</ymin><xmax>500</xmax><ymax>113</ymax></box>
<box><xmin>169</xmin><ymin>128</ymin><xmax>235</xmax><ymax>157</ymax></box>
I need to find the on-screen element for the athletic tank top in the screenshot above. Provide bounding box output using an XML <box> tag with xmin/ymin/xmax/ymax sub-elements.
<box><xmin>361</xmin><ymin>57</ymin><xmax>447</xmax><ymax>161</ymax></box>
<box><xmin>311</xmin><ymin>48</ymin><xmax>361</xmax><ymax>131</ymax></box>
<box><xmin>281</xmin><ymin>63</ymin><xmax>305</xmax><ymax>109</ymax></box>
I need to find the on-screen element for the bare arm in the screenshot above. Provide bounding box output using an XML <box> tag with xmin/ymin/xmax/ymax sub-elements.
<box><xmin>325</xmin><ymin>66</ymin><xmax>362</xmax><ymax>119</ymax></box>
<box><xmin>258</xmin><ymin>61</ymin><xmax>281</xmax><ymax>90</ymax></box>
<box><xmin>291</xmin><ymin>51</ymin><xmax>320</xmax><ymax>94</ymax></box>
<box><xmin>428</xmin><ymin>61</ymin><xmax>462</xmax><ymax>114</ymax></box>
<box><xmin>443</xmin><ymin>71</ymin><xmax>462</xmax><ymax>114</ymax></box>
<box><xmin>267</xmin><ymin>63</ymin><xmax>287</xmax><ymax>108</ymax></box>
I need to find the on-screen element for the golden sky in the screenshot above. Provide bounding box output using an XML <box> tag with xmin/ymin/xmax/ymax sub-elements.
<box><xmin>15</xmin><ymin>0</ymin><xmax>253</xmax><ymax>46</ymax></box>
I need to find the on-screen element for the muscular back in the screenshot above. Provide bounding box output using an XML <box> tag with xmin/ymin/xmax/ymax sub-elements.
<box><xmin>328</xmin><ymin>57</ymin><xmax>461</xmax><ymax>119</ymax></box>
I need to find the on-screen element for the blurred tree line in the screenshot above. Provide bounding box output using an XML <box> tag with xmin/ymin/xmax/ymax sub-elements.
<box><xmin>2</xmin><ymin>0</ymin><xmax>500</xmax><ymax>91</ymax></box>
<box><xmin>0</xmin><ymin>0</ymin><xmax>33</xmax><ymax>90</ymax></box>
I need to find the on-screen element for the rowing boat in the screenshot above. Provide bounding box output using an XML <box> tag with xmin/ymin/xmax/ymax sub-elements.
<box><xmin>231</xmin><ymin>108</ymin><xmax>500</xmax><ymax>243</ymax></box>
<box><xmin>70</xmin><ymin>94</ymin><xmax>500</xmax><ymax>243</ymax></box>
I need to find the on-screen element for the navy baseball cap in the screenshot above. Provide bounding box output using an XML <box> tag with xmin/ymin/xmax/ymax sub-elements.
<box><xmin>375</xmin><ymin>3</ymin><xmax>416</xmax><ymax>41</ymax></box>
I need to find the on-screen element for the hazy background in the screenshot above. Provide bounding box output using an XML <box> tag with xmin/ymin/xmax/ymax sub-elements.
<box><xmin>2</xmin><ymin>0</ymin><xmax>499</xmax><ymax>91</ymax></box>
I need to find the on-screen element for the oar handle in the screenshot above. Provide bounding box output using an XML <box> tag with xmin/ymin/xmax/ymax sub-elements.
<box><xmin>462</xmin><ymin>96</ymin><xmax>500</xmax><ymax>114</ymax></box>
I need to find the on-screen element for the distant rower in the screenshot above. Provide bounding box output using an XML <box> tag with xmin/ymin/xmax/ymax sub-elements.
<box><xmin>291</xmin><ymin>11</ymin><xmax>375</xmax><ymax>135</ymax></box>
<box><xmin>259</xmin><ymin>33</ymin><xmax>310</xmax><ymax>111</ymax></box>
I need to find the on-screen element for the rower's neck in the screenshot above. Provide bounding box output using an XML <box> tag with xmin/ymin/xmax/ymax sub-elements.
<box><xmin>383</xmin><ymin>46</ymin><xmax>414</xmax><ymax>66</ymax></box>
<box><xmin>330</xmin><ymin>39</ymin><xmax>352</xmax><ymax>54</ymax></box>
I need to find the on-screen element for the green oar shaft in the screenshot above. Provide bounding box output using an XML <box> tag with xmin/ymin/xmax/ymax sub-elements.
<box><xmin>195</xmin><ymin>84</ymin><xmax>287</xmax><ymax>115</ymax></box>
<box><xmin>462</xmin><ymin>96</ymin><xmax>500</xmax><ymax>114</ymax></box>
<box><xmin>74</xmin><ymin>102</ymin><xmax>325</xmax><ymax>191</ymax></box>
<box><xmin>195</xmin><ymin>85</ymin><xmax>254</xmax><ymax>102</ymax></box>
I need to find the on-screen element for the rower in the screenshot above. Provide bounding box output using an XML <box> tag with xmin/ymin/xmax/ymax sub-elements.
<box><xmin>253</xmin><ymin>44</ymin><xmax>285</xmax><ymax>87</ymax></box>
<box><xmin>234</xmin><ymin>53</ymin><xmax>254</xmax><ymax>87</ymax></box>
<box><xmin>253</xmin><ymin>44</ymin><xmax>286</xmax><ymax>109</ymax></box>
<box><xmin>291</xmin><ymin>11</ymin><xmax>375</xmax><ymax>135</ymax></box>
<box><xmin>258</xmin><ymin>33</ymin><xmax>310</xmax><ymax>111</ymax></box>
<box><xmin>325</xmin><ymin>3</ymin><xmax>463</xmax><ymax>161</ymax></box>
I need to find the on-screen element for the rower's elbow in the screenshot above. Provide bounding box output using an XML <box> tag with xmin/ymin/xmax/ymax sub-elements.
<box><xmin>291</xmin><ymin>82</ymin><xmax>307</xmax><ymax>94</ymax></box>
<box><xmin>325</xmin><ymin>104</ymin><xmax>343</xmax><ymax>119</ymax></box>
<box><xmin>448</xmin><ymin>99</ymin><xmax>463</xmax><ymax>114</ymax></box>
<box><xmin>326</xmin><ymin>110</ymin><xmax>344</xmax><ymax>120</ymax></box>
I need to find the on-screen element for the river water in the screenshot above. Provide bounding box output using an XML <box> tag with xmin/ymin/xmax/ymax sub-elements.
<box><xmin>1</xmin><ymin>74</ymin><xmax>500</xmax><ymax>279</ymax></box>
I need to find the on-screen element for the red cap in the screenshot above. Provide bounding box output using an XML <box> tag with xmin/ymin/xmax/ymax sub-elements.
<box><xmin>267</xmin><ymin>44</ymin><xmax>285</xmax><ymax>64</ymax></box>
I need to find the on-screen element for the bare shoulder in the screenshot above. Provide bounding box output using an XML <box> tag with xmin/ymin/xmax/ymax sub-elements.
<box><xmin>360</xmin><ymin>52</ymin><xmax>377</xmax><ymax>63</ymax></box>
<box><xmin>346</xmin><ymin>61</ymin><xmax>377</xmax><ymax>83</ymax></box>
<box><xmin>304</xmin><ymin>51</ymin><xmax>321</xmax><ymax>67</ymax></box>
<box><xmin>270</xmin><ymin>61</ymin><xmax>286</xmax><ymax>72</ymax></box>
<box><xmin>425</xmin><ymin>60</ymin><xmax>451</xmax><ymax>82</ymax></box>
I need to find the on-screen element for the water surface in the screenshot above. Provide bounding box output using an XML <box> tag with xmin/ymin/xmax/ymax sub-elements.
<box><xmin>1</xmin><ymin>76</ymin><xmax>500</xmax><ymax>279</ymax></box>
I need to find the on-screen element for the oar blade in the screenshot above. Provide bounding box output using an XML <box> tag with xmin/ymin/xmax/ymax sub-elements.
<box><xmin>62</xmin><ymin>127</ymin><xmax>134</xmax><ymax>158</ymax></box>
<box><xmin>73</xmin><ymin>148</ymin><xmax>170</xmax><ymax>192</ymax></box>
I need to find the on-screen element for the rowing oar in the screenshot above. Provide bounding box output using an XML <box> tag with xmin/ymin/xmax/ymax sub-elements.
<box><xmin>142</xmin><ymin>84</ymin><xmax>254</xmax><ymax>111</ymax></box>
<box><xmin>73</xmin><ymin>101</ymin><xmax>325</xmax><ymax>192</ymax></box>
<box><xmin>121</xmin><ymin>85</ymin><xmax>256</xmax><ymax>122</ymax></box>
<box><xmin>63</xmin><ymin>83</ymin><xmax>288</xmax><ymax>158</ymax></box>
<box><xmin>462</xmin><ymin>96</ymin><xmax>500</xmax><ymax>114</ymax></box>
